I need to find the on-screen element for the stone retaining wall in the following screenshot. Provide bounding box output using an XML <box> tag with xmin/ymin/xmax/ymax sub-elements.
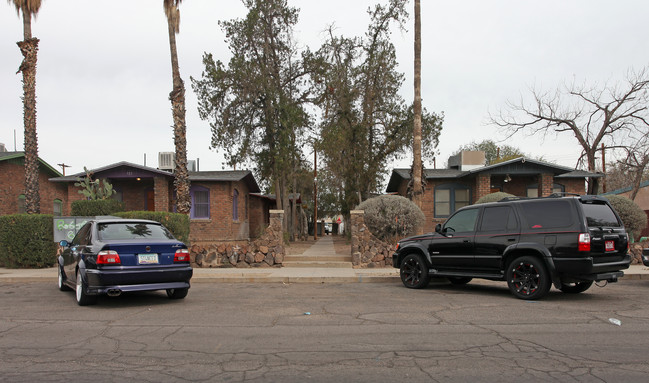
<box><xmin>350</xmin><ymin>210</ymin><xmax>395</xmax><ymax>268</ymax></box>
<box><xmin>190</xmin><ymin>210</ymin><xmax>285</xmax><ymax>268</ymax></box>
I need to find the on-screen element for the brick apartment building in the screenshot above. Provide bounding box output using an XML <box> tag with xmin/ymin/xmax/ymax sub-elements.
<box><xmin>0</xmin><ymin>151</ymin><xmax>66</xmax><ymax>216</ymax></box>
<box><xmin>48</xmin><ymin>161</ymin><xmax>269</xmax><ymax>244</ymax></box>
<box><xmin>386</xmin><ymin>152</ymin><xmax>601</xmax><ymax>233</ymax></box>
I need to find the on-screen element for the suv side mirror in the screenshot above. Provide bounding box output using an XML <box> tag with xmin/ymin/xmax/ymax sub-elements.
<box><xmin>435</xmin><ymin>224</ymin><xmax>442</xmax><ymax>234</ymax></box>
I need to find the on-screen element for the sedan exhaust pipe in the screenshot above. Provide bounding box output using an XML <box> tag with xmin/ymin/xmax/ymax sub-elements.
<box><xmin>107</xmin><ymin>289</ymin><xmax>122</xmax><ymax>297</ymax></box>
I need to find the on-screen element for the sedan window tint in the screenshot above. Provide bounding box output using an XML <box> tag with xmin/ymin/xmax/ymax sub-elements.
<box><xmin>97</xmin><ymin>223</ymin><xmax>175</xmax><ymax>240</ymax></box>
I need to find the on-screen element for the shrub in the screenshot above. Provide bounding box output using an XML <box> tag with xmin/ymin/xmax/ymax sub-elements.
<box><xmin>475</xmin><ymin>192</ymin><xmax>515</xmax><ymax>204</ymax></box>
<box><xmin>356</xmin><ymin>195</ymin><xmax>425</xmax><ymax>241</ymax></box>
<box><xmin>605</xmin><ymin>195</ymin><xmax>648</xmax><ymax>240</ymax></box>
<box><xmin>71</xmin><ymin>199</ymin><xmax>125</xmax><ymax>216</ymax></box>
<box><xmin>114</xmin><ymin>211</ymin><xmax>190</xmax><ymax>244</ymax></box>
<box><xmin>0</xmin><ymin>214</ymin><xmax>57</xmax><ymax>268</ymax></box>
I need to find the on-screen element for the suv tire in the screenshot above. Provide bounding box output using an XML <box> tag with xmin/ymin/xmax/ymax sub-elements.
<box><xmin>400</xmin><ymin>253</ymin><xmax>430</xmax><ymax>289</ymax></box>
<box><xmin>559</xmin><ymin>281</ymin><xmax>593</xmax><ymax>294</ymax></box>
<box><xmin>506</xmin><ymin>256</ymin><xmax>551</xmax><ymax>300</ymax></box>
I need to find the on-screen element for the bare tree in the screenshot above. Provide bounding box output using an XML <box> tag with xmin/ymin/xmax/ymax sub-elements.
<box><xmin>617</xmin><ymin>134</ymin><xmax>649</xmax><ymax>200</ymax></box>
<box><xmin>491</xmin><ymin>68</ymin><xmax>649</xmax><ymax>194</ymax></box>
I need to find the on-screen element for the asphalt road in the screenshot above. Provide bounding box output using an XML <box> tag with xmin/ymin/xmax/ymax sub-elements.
<box><xmin>1</xmin><ymin>279</ymin><xmax>649</xmax><ymax>383</ymax></box>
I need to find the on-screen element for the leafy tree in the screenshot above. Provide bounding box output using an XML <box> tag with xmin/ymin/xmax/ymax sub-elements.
<box><xmin>163</xmin><ymin>0</ymin><xmax>190</xmax><ymax>215</ymax></box>
<box><xmin>491</xmin><ymin>68</ymin><xmax>649</xmax><ymax>194</ymax></box>
<box><xmin>10</xmin><ymin>0</ymin><xmax>43</xmax><ymax>214</ymax></box>
<box><xmin>313</xmin><ymin>0</ymin><xmax>442</xmax><ymax>218</ymax></box>
<box><xmin>192</xmin><ymin>0</ymin><xmax>312</xmax><ymax>228</ymax></box>
<box><xmin>357</xmin><ymin>195</ymin><xmax>424</xmax><ymax>242</ymax></box>
<box><xmin>605</xmin><ymin>195</ymin><xmax>647</xmax><ymax>240</ymax></box>
<box><xmin>475</xmin><ymin>192</ymin><xmax>515</xmax><ymax>204</ymax></box>
<box><xmin>452</xmin><ymin>139</ymin><xmax>526</xmax><ymax>166</ymax></box>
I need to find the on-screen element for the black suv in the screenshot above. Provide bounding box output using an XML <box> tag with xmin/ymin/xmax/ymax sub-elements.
<box><xmin>392</xmin><ymin>195</ymin><xmax>631</xmax><ymax>300</ymax></box>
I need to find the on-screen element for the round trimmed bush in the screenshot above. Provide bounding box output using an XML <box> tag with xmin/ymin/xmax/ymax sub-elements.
<box><xmin>356</xmin><ymin>195</ymin><xmax>425</xmax><ymax>241</ymax></box>
<box><xmin>605</xmin><ymin>195</ymin><xmax>647</xmax><ymax>240</ymax></box>
<box><xmin>475</xmin><ymin>192</ymin><xmax>515</xmax><ymax>204</ymax></box>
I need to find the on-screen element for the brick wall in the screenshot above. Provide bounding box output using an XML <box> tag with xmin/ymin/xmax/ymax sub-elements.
<box><xmin>0</xmin><ymin>162</ymin><xmax>68</xmax><ymax>215</ymax></box>
<box><xmin>154</xmin><ymin>176</ymin><xmax>170</xmax><ymax>211</ymax></box>
<box><xmin>475</xmin><ymin>173</ymin><xmax>491</xmax><ymax>201</ymax></box>
<box><xmin>189</xmin><ymin>180</ymin><xmax>251</xmax><ymax>244</ymax></box>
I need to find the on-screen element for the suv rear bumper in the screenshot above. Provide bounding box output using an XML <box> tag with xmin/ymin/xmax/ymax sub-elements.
<box><xmin>553</xmin><ymin>254</ymin><xmax>631</xmax><ymax>275</ymax></box>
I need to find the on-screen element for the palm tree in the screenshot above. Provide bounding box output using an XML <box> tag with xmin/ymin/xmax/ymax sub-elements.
<box><xmin>410</xmin><ymin>0</ymin><xmax>423</xmax><ymax>209</ymax></box>
<box><xmin>164</xmin><ymin>0</ymin><xmax>190</xmax><ymax>214</ymax></box>
<box><xmin>10</xmin><ymin>0</ymin><xmax>42</xmax><ymax>214</ymax></box>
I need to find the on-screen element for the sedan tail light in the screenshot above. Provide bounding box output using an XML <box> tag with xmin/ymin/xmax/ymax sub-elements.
<box><xmin>97</xmin><ymin>250</ymin><xmax>121</xmax><ymax>265</ymax></box>
<box><xmin>174</xmin><ymin>249</ymin><xmax>190</xmax><ymax>263</ymax></box>
<box><xmin>578</xmin><ymin>233</ymin><xmax>591</xmax><ymax>252</ymax></box>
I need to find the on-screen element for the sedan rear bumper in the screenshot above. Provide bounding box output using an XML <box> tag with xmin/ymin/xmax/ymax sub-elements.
<box><xmin>85</xmin><ymin>265</ymin><xmax>193</xmax><ymax>295</ymax></box>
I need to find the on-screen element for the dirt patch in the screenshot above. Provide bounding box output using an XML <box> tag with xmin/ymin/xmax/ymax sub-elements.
<box><xmin>332</xmin><ymin>235</ymin><xmax>351</xmax><ymax>255</ymax></box>
<box><xmin>285</xmin><ymin>236</ymin><xmax>316</xmax><ymax>255</ymax></box>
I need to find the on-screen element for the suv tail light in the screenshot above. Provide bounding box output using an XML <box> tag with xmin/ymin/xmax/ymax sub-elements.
<box><xmin>174</xmin><ymin>248</ymin><xmax>190</xmax><ymax>263</ymax></box>
<box><xmin>578</xmin><ymin>233</ymin><xmax>591</xmax><ymax>252</ymax></box>
<box><xmin>97</xmin><ymin>250</ymin><xmax>121</xmax><ymax>265</ymax></box>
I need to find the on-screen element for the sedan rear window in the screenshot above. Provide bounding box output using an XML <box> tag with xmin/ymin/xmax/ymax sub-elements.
<box><xmin>97</xmin><ymin>223</ymin><xmax>175</xmax><ymax>240</ymax></box>
<box><xmin>581</xmin><ymin>202</ymin><xmax>621</xmax><ymax>227</ymax></box>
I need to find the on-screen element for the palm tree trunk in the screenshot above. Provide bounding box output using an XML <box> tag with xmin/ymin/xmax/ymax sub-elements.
<box><xmin>411</xmin><ymin>0</ymin><xmax>423</xmax><ymax>209</ymax></box>
<box><xmin>17</xmin><ymin>32</ymin><xmax>40</xmax><ymax>214</ymax></box>
<box><xmin>167</xmin><ymin>18</ymin><xmax>190</xmax><ymax>215</ymax></box>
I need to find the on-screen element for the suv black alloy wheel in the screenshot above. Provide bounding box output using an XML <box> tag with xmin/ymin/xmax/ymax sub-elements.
<box><xmin>400</xmin><ymin>254</ymin><xmax>430</xmax><ymax>289</ymax></box>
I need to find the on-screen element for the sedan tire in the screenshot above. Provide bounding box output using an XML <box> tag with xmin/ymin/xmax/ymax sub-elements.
<box><xmin>166</xmin><ymin>288</ymin><xmax>188</xmax><ymax>299</ymax></box>
<box><xmin>559</xmin><ymin>281</ymin><xmax>593</xmax><ymax>294</ymax></box>
<box><xmin>58</xmin><ymin>265</ymin><xmax>71</xmax><ymax>291</ymax></box>
<box><xmin>76</xmin><ymin>270</ymin><xmax>97</xmax><ymax>306</ymax></box>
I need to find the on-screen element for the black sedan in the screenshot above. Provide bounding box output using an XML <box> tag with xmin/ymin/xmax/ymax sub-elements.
<box><xmin>57</xmin><ymin>219</ymin><xmax>193</xmax><ymax>306</ymax></box>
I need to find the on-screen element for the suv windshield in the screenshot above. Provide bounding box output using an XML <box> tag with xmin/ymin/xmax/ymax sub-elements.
<box><xmin>581</xmin><ymin>202</ymin><xmax>621</xmax><ymax>227</ymax></box>
<box><xmin>97</xmin><ymin>223</ymin><xmax>175</xmax><ymax>240</ymax></box>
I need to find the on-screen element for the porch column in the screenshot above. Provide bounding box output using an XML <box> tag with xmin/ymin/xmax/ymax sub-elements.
<box><xmin>154</xmin><ymin>176</ymin><xmax>170</xmax><ymax>211</ymax></box>
<box><xmin>475</xmin><ymin>173</ymin><xmax>491</xmax><ymax>202</ymax></box>
<box><xmin>539</xmin><ymin>173</ymin><xmax>554</xmax><ymax>197</ymax></box>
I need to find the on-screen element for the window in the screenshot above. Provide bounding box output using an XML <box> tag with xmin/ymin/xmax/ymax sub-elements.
<box><xmin>479</xmin><ymin>206</ymin><xmax>518</xmax><ymax>232</ymax></box>
<box><xmin>443</xmin><ymin>208</ymin><xmax>479</xmax><ymax>233</ymax></box>
<box><xmin>526</xmin><ymin>183</ymin><xmax>565</xmax><ymax>197</ymax></box>
<box><xmin>190</xmin><ymin>186</ymin><xmax>210</xmax><ymax>219</ymax></box>
<box><xmin>233</xmin><ymin>189</ymin><xmax>239</xmax><ymax>221</ymax></box>
<box><xmin>520</xmin><ymin>200</ymin><xmax>573</xmax><ymax>229</ymax></box>
<box><xmin>434</xmin><ymin>184</ymin><xmax>471</xmax><ymax>218</ymax></box>
<box><xmin>53</xmin><ymin>199</ymin><xmax>63</xmax><ymax>217</ymax></box>
<box><xmin>582</xmin><ymin>202</ymin><xmax>621</xmax><ymax>227</ymax></box>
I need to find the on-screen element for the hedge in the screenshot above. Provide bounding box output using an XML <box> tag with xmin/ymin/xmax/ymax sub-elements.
<box><xmin>475</xmin><ymin>192</ymin><xmax>515</xmax><ymax>204</ymax></box>
<box><xmin>356</xmin><ymin>195</ymin><xmax>425</xmax><ymax>241</ymax></box>
<box><xmin>114</xmin><ymin>211</ymin><xmax>190</xmax><ymax>244</ymax></box>
<box><xmin>71</xmin><ymin>199</ymin><xmax>125</xmax><ymax>216</ymax></box>
<box><xmin>0</xmin><ymin>214</ymin><xmax>57</xmax><ymax>268</ymax></box>
<box><xmin>605</xmin><ymin>195</ymin><xmax>647</xmax><ymax>240</ymax></box>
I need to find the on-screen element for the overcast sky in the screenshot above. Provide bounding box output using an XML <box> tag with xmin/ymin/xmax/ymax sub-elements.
<box><xmin>2</xmin><ymin>1</ymin><xmax>648</xmax><ymax>183</ymax></box>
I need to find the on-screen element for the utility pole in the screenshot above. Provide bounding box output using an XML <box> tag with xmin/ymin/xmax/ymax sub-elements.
<box><xmin>313</xmin><ymin>148</ymin><xmax>318</xmax><ymax>240</ymax></box>
<box><xmin>601</xmin><ymin>143</ymin><xmax>606</xmax><ymax>193</ymax></box>
<box><xmin>57</xmin><ymin>163</ymin><xmax>71</xmax><ymax>176</ymax></box>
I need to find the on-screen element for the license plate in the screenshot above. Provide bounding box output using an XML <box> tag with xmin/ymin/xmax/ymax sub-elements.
<box><xmin>605</xmin><ymin>241</ymin><xmax>615</xmax><ymax>252</ymax></box>
<box><xmin>138</xmin><ymin>253</ymin><xmax>159</xmax><ymax>264</ymax></box>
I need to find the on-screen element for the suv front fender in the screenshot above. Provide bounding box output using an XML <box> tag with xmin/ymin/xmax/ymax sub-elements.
<box><xmin>393</xmin><ymin>242</ymin><xmax>431</xmax><ymax>268</ymax></box>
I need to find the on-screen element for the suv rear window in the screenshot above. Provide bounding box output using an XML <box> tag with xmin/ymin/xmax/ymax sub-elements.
<box><xmin>581</xmin><ymin>202</ymin><xmax>621</xmax><ymax>227</ymax></box>
<box><xmin>519</xmin><ymin>200</ymin><xmax>573</xmax><ymax>229</ymax></box>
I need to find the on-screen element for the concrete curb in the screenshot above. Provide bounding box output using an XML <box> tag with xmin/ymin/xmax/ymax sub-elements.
<box><xmin>1</xmin><ymin>265</ymin><xmax>647</xmax><ymax>283</ymax></box>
